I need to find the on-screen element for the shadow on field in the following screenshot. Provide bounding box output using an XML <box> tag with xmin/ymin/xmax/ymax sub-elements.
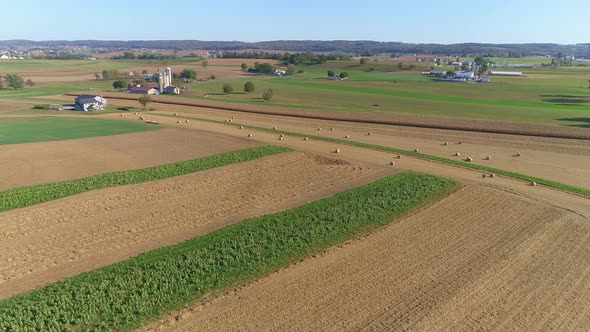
<box><xmin>541</xmin><ymin>94</ymin><xmax>589</xmax><ymax>106</ymax></box>
<box><xmin>557</xmin><ymin>118</ymin><xmax>590</xmax><ymax>128</ymax></box>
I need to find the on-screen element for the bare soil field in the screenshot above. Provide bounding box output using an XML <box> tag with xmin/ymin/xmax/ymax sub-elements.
<box><xmin>68</xmin><ymin>92</ymin><xmax>590</xmax><ymax>140</ymax></box>
<box><xmin>0</xmin><ymin>127</ymin><xmax>260</xmax><ymax>190</ymax></box>
<box><xmin>95</xmin><ymin>103</ymin><xmax>590</xmax><ymax>189</ymax></box>
<box><xmin>0</xmin><ymin>101</ymin><xmax>30</xmax><ymax>112</ymax></box>
<box><xmin>0</xmin><ymin>152</ymin><xmax>389</xmax><ymax>299</ymax></box>
<box><xmin>145</xmin><ymin>184</ymin><xmax>590</xmax><ymax>332</ymax></box>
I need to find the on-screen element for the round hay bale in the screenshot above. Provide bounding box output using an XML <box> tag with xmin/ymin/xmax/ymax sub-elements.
<box><xmin>331</xmin><ymin>127</ymin><xmax>335</xmax><ymax>131</ymax></box>
<box><xmin>482</xmin><ymin>174</ymin><xmax>487</xmax><ymax>178</ymax></box>
<box><xmin>248</xmin><ymin>134</ymin><xmax>253</xmax><ymax>137</ymax></box>
<box><xmin>139</xmin><ymin>116</ymin><xmax>145</xmax><ymax>120</ymax></box>
<box><xmin>414</xmin><ymin>148</ymin><xmax>419</xmax><ymax>152</ymax></box>
<box><xmin>134</xmin><ymin>112</ymin><xmax>137</xmax><ymax>115</ymax></box>
<box><xmin>390</xmin><ymin>161</ymin><xmax>396</xmax><ymax>166</ymax></box>
<box><xmin>490</xmin><ymin>173</ymin><xmax>496</xmax><ymax>178</ymax></box>
<box><xmin>279</xmin><ymin>136</ymin><xmax>284</xmax><ymax>140</ymax></box>
<box><xmin>516</xmin><ymin>152</ymin><xmax>521</xmax><ymax>157</ymax></box>
<box><xmin>185</xmin><ymin>120</ymin><xmax>189</xmax><ymax>123</ymax></box>
<box><xmin>466</xmin><ymin>157</ymin><xmax>473</xmax><ymax>162</ymax></box>
<box><xmin>273</xmin><ymin>126</ymin><xmax>277</xmax><ymax>130</ymax></box>
<box><xmin>531</xmin><ymin>181</ymin><xmax>537</xmax><ymax>186</ymax></box>
<box><xmin>174</xmin><ymin>113</ymin><xmax>178</xmax><ymax>116</ymax></box>
<box><xmin>177</xmin><ymin>120</ymin><xmax>181</xmax><ymax>123</ymax></box>
<box><xmin>444</xmin><ymin>142</ymin><xmax>448</xmax><ymax>146</ymax></box>
<box><xmin>280</xmin><ymin>134</ymin><xmax>284</xmax><ymax>137</ymax></box>
<box><xmin>335</xmin><ymin>148</ymin><xmax>340</xmax><ymax>154</ymax></box>
<box><xmin>455</xmin><ymin>152</ymin><xmax>460</xmax><ymax>156</ymax></box>
<box><xmin>345</xmin><ymin>135</ymin><xmax>350</xmax><ymax>138</ymax></box>
<box><xmin>368</xmin><ymin>132</ymin><xmax>372</xmax><ymax>136</ymax></box>
<box><xmin>396</xmin><ymin>155</ymin><xmax>401</xmax><ymax>159</ymax></box>
<box><xmin>304</xmin><ymin>137</ymin><xmax>308</xmax><ymax>141</ymax></box>
<box><xmin>458</xmin><ymin>141</ymin><xmax>463</xmax><ymax>144</ymax></box>
<box><xmin>231</xmin><ymin>116</ymin><xmax>235</xmax><ymax>119</ymax></box>
<box><xmin>486</xmin><ymin>156</ymin><xmax>491</xmax><ymax>160</ymax></box>
<box><xmin>239</xmin><ymin>126</ymin><xmax>244</xmax><ymax>129</ymax></box>
<box><xmin>120</xmin><ymin>113</ymin><xmax>124</xmax><ymax>117</ymax></box>
<box><xmin>317</xmin><ymin>127</ymin><xmax>322</xmax><ymax>131</ymax></box>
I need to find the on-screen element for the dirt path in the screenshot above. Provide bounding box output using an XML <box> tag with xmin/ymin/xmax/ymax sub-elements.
<box><xmin>144</xmin><ymin>185</ymin><xmax>590</xmax><ymax>332</ymax></box>
<box><xmin>0</xmin><ymin>127</ymin><xmax>260</xmax><ymax>190</ymax></box>
<box><xmin>0</xmin><ymin>152</ymin><xmax>389</xmax><ymax>299</ymax></box>
<box><xmin>97</xmin><ymin>103</ymin><xmax>590</xmax><ymax>190</ymax></box>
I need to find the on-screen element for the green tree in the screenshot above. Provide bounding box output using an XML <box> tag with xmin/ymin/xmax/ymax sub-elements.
<box><xmin>339</xmin><ymin>72</ymin><xmax>348</xmax><ymax>79</ymax></box>
<box><xmin>113</xmin><ymin>80</ymin><xmax>127</xmax><ymax>90</ymax></box>
<box><xmin>25</xmin><ymin>79</ymin><xmax>35</xmax><ymax>88</ymax></box>
<box><xmin>138</xmin><ymin>95</ymin><xmax>153</xmax><ymax>110</ymax></box>
<box><xmin>327</xmin><ymin>70</ymin><xmax>335</xmax><ymax>77</ymax></box>
<box><xmin>286</xmin><ymin>64</ymin><xmax>297</xmax><ymax>75</ymax></box>
<box><xmin>409</xmin><ymin>64</ymin><xmax>416</xmax><ymax>70</ymax></box>
<box><xmin>262</xmin><ymin>88</ymin><xmax>274</xmax><ymax>101</ymax></box>
<box><xmin>222</xmin><ymin>83</ymin><xmax>233</xmax><ymax>94</ymax></box>
<box><xmin>201</xmin><ymin>60</ymin><xmax>209</xmax><ymax>68</ymax></box>
<box><xmin>94</xmin><ymin>73</ymin><xmax>101</xmax><ymax>80</ymax></box>
<box><xmin>5</xmin><ymin>74</ymin><xmax>24</xmax><ymax>89</ymax></box>
<box><xmin>0</xmin><ymin>75</ymin><xmax>3</xmax><ymax>89</ymax></box>
<box><xmin>210</xmin><ymin>74</ymin><xmax>216</xmax><ymax>80</ymax></box>
<box><xmin>142</xmin><ymin>69</ymin><xmax>148</xmax><ymax>75</ymax></box>
<box><xmin>360</xmin><ymin>57</ymin><xmax>369</xmax><ymax>65</ymax></box>
<box><xmin>180</xmin><ymin>69</ymin><xmax>197</xmax><ymax>80</ymax></box>
<box><xmin>241</xmin><ymin>63</ymin><xmax>248</xmax><ymax>71</ymax></box>
<box><xmin>397</xmin><ymin>63</ymin><xmax>404</xmax><ymax>70</ymax></box>
<box><xmin>244</xmin><ymin>81</ymin><xmax>255</xmax><ymax>93</ymax></box>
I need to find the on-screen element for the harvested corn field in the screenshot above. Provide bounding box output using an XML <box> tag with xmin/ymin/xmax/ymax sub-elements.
<box><xmin>145</xmin><ymin>185</ymin><xmax>590</xmax><ymax>332</ymax></box>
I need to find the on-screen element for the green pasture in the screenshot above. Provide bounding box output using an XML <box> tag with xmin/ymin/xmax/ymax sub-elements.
<box><xmin>0</xmin><ymin>117</ymin><xmax>158</xmax><ymax>145</ymax></box>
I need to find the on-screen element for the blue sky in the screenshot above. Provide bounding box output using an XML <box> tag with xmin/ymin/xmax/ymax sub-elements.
<box><xmin>1</xmin><ymin>0</ymin><xmax>588</xmax><ymax>43</ymax></box>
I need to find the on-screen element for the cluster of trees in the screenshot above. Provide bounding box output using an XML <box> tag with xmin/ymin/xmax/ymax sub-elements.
<box><xmin>221</xmin><ymin>82</ymin><xmax>273</xmax><ymax>101</ymax></box>
<box><xmin>111</xmin><ymin>52</ymin><xmax>179</xmax><ymax>60</ymax></box>
<box><xmin>223</xmin><ymin>51</ymin><xmax>351</xmax><ymax>65</ymax></box>
<box><xmin>247</xmin><ymin>62</ymin><xmax>275</xmax><ymax>74</ymax></box>
<box><xmin>31</xmin><ymin>53</ymin><xmax>85</xmax><ymax>60</ymax></box>
<box><xmin>327</xmin><ymin>71</ymin><xmax>348</xmax><ymax>79</ymax></box>
<box><xmin>100</xmin><ymin>69</ymin><xmax>121</xmax><ymax>80</ymax></box>
<box><xmin>0</xmin><ymin>74</ymin><xmax>34</xmax><ymax>89</ymax></box>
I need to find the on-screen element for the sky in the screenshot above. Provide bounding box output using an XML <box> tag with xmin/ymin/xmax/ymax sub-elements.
<box><xmin>0</xmin><ymin>0</ymin><xmax>588</xmax><ymax>44</ymax></box>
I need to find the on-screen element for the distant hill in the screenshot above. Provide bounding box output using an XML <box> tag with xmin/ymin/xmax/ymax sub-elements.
<box><xmin>1</xmin><ymin>40</ymin><xmax>589</xmax><ymax>57</ymax></box>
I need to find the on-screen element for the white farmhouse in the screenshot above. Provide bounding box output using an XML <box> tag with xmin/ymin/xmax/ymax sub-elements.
<box><xmin>75</xmin><ymin>95</ymin><xmax>108</xmax><ymax>111</ymax></box>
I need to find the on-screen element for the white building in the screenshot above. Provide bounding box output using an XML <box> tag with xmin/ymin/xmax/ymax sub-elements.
<box><xmin>488</xmin><ymin>71</ymin><xmax>522</xmax><ymax>77</ymax></box>
<box><xmin>454</xmin><ymin>71</ymin><xmax>475</xmax><ymax>79</ymax></box>
<box><xmin>75</xmin><ymin>95</ymin><xmax>107</xmax><ymax>111</ymax></box>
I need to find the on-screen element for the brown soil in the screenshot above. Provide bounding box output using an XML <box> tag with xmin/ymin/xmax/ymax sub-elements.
<box><xmin>98</xmin><ymin>106</ymin><xmax>590</xmax><ymax>190</ymax></box>
<box><xmin>0</xmin><ymin>152</ymin><xmax>389</xmax><ymax>299</ymax></box>
<box><xmin>0</xmin><ymin>127</ymin><xmax>260</xmax><ymax>190</ymax></box>
<box><xmin>66</xmin><ymin>92</ymin><xmax>590</xmax><ymax>140</ymax></box>
<box><xmin>144</xmin><ymin>185</ymin><xmax>590</xmax><ymax>332</ymax></box>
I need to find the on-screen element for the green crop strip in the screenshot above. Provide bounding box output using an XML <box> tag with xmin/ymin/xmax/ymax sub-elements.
<box><xmin>0</xmin><ymin>145</ymin><xmax>291</xmax><ymax>212</ymax></box>
<box><xmin>154</xmin><ymin>113</ymin><xmax>590</xmax><ymax>197</ymax></box>
<box><xmin>0</xmin><ymin>173</ymin><xmax>457</xmax><ymax>331</ymax></box>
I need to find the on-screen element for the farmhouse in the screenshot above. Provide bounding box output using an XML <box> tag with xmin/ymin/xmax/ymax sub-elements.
<box><xmin>164</xmin><ymin>86</ymin><xmax>180</xmax><ymax>94</ymax></box>
<box><xmin>488</xmin><ymin>71</ymin><xmax>523</xmax><ymax>77</ymax></box>
<box><xmin>74</xmin><ymin>95</ymin><xmax>107</xmax><ymax>111</ymax></box>
<box><xmin>128</xmin><ymin>87</ymin><xmax>159</xmax><ymax>95</ymax></box>
<box><xmin>454</xmin><ymin>71</ymin><xmax>475</xmax><ymax>79</ymax></box>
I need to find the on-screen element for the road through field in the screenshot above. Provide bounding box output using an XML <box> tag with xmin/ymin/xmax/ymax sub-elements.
<box><xmin>144</xmin><ymin>185</ymin><xmax>590</xmax><ymax>332</ymax></box>
<box><xmin>0</xmin><ymin>152</ymin><xmax>389</xmax><ymax>299</ymax></box>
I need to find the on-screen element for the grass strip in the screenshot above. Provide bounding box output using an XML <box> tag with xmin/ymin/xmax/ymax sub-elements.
<box><xmin>0</xmin><ymin>173</ymin><xmax>457</xmax><ymax>331</ymax></box>
<box><xmin>0</xmin><ymin>145</ymin><xmax>291</xmax><ymax>212</ymax></box>
<box><xmin>154</xmin><ymin>113</ymin><xmax>590</xmax><ymax>197</ymax></box>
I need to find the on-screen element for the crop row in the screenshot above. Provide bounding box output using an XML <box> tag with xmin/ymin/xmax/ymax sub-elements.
<box><xmin>0</xmin><ymin>173</ymin><xmax>457</xmax><ymax>331</ymax></box>
<box><xmin>154</xmin><ymin>112</ymin><xmax>590</xmax><ymax>197</ymax></box>
<box><xmin>0</xmin><ymin>145</ymin><xmax>292</xmax><ymax>212</ymax></box>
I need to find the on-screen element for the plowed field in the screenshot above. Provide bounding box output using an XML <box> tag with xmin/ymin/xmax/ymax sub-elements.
<box><xmin>145</xmin><ymin>185</ymin><xmax>590</xmax><ymax>332</ymax></box>
<box><xmin>0</xmin><ymin>152</ymin><xmax>389</xmax><ymax>299</ymax></box>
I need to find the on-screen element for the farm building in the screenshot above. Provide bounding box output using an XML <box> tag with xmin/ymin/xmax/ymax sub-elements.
<box><xmin>454</xmin><ymin>71</ymin><xmax>475</xmax><ymax>79</ymax></box>
<box><xmin>164</xmin><ymin>86</ymin><xmax>180</xmax><ymax>94</ymax></box>
<box><xmin>128</xmin><ymin>87</ymin><xmax>159</xmax><ymax>95</ymax></box>
<box><xmin>74</xmin><ymin>95</ymin><xmax>107</xmax><ymax>111</ymax></box>
<box><xmin>274</xmin><ymin>70</ymin><xmax>286</xmax><ymax>76</ymax></box>
<box><xmin>488</xmin><ymin>71</ymin><xmax>523</xmax><ymax>77</ymax></box>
